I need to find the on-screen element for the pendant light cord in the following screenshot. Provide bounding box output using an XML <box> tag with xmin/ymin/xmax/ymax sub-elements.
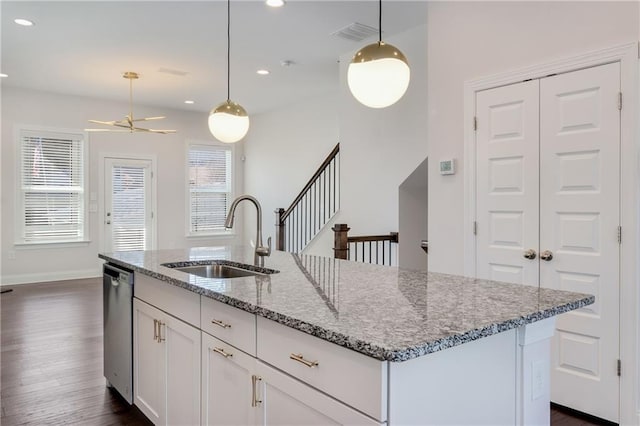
<box><xmin>378</xmin><ymin>0</ymin><xmax>382</xmax><ymax>43</ymax></box>
<box><xmin>227</xmin><ymin>0</ymin><xmax>231</xmax><ymax>102</ymax></box>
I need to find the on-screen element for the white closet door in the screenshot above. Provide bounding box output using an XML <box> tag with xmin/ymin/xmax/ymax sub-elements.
<box><xmin>475</xmin><ymin>80</ymin><xmax>540</xmax><ymax>285</ymax></box>
<box><xmin>540</xmin><ymin>62</ymin><xmax>620</xmax><ymax>422</ymax></box>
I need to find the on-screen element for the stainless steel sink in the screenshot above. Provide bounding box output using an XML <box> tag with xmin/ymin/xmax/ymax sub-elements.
<box><xmin>162</xmin><ymin>260</ymin><xmax>278</xmax><ymax>280</ymax></box>
<box><xmin>171</xmin><ymin>264</ymin><xmax>263</xmax><ymax>279</ymax></box>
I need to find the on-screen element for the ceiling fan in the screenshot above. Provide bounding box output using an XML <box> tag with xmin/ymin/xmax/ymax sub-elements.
<box><xmin>86</xmin><ymin>71</ymin><xmax>176</xmax><ymax>134</ymax></box>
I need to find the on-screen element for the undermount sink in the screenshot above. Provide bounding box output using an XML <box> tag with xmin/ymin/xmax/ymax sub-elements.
<box><xmin>162</xmin><ymin>260</ymin><xmax>278</xmax><ymax>279</ymax></box>
<box><xmin>171</xmin><ymin>264</ymin><xmax>262</xmax><ymax>279</ymax></box>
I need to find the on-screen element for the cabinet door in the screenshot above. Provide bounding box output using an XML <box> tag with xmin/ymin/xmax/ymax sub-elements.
<box><xmin>256</xmin><ymin>361</ymin><xmax>379</xmax><ymax>426</ymax></box>
<box><xmin>163</xmin><ymin>312</ymin><xmax>201</xmax><ymax>426</ymax></box>
<box><xmin>133</xmin><ymin>299</ymin><xmax>165</xmax><ymax>425</ymax></box>
<box><xmin>202</xmin><ymin>333</ymin><xmax>259</xmax><ymax>425</ymax></box>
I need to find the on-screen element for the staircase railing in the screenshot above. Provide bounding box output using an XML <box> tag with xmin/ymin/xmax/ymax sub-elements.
<box><xmin>275</xmin><ymin>143</ymin><xmax>340</xmax><ymax>253</ymax></box>
<box><xmin>332</xmin><ymin>224</ymin><xmax>398</xmax><ymax>266</ymax></box>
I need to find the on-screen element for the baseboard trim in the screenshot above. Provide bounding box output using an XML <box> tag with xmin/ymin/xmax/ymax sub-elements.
<box><xmin>1</xmin><ymin>268</ymin><xmax>102</xmax><ymax>286</ymax></box>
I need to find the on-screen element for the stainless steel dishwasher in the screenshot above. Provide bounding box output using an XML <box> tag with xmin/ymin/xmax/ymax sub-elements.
<box><xmin>103</xmin><ymin>263</ymin><xmax>134</xmax><ymax>404</ymax></box>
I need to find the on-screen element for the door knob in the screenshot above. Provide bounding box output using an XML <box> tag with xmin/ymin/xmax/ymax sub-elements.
<box><xmin>540</xmin><ymin>250</ymin><xmax>553</xmax><ymax>261</ymax></box>
<box><xmin>523</xmin><ymin>249</ymin><xmax>537</xmax><ymax>260</ymax></box>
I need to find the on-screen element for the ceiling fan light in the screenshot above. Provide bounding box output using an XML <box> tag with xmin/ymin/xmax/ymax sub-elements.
<box><xmin>208</xmin><ymin>100</ymin><xmax>250</xmax><ymax>143</ymax></box>
<box><xmin>347</xmin><ymin>41</ymin><xmax>410</xmax><ymax>108</ymax></box>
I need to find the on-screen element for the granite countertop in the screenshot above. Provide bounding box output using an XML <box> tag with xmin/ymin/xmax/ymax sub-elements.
<box><xmin>99</xmin><ymin>246</ymin><xmax>594</xmax><ymax>362</ymax></box>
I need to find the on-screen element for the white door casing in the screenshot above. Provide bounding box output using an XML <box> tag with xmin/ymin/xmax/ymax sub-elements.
<box><xmin>475</xmin><ymin>63</ymin><xmax>621</xmax><ymax>422</ymax></box>
<box><xmin>539</xmin><ymin>62</ymin><xmax>621</xmax><ymax>422</ymax></box>
<box><xmin>103</xmin><ymin>156</ymin><xmax>155</xmax><ymax>252</ymax></box>
<box><xmin>475</xmin><ymin>80</ymin><xmax>540</xmax><ymax>286</ymax></box>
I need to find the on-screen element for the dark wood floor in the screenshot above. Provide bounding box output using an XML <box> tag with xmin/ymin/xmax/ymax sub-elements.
<box><xmin>0</xmin><ymin>278</ymin><xmax>614</xmax><ymax>425</ymax></box>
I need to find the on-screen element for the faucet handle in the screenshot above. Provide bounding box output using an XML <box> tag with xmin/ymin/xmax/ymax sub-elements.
<box><xmin>257</xmin><ymin>237</ymin><xmax>272</xmax><ymax>257</ymax></box>
<box><xmin>265</xmin><ymin>237</ymin><xmax>272</xmax><ymax>257</ymax></box>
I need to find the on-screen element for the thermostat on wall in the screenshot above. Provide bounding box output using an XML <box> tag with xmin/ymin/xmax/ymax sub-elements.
<box><xmin>439</xmin><ymin>159</ymin><xmax>455</xmax><ymax>175</ymax></box>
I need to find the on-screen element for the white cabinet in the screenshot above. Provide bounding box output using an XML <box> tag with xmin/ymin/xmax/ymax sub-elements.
<box><xmin>201</xmin><ymin>333</ymin><xmax>261</xmax><ymax>426</ymax></box>
<box><xmin>134</xmin><ymin>298</ymin><xmax>201</xmax><ymax>426</ymax></box>
<box><xmin>201</xmin><ymin>330</ymin><xmax>379</xmax><ymax>426</ymax></box>
<box><xmin>256</xmin><ymin>360</ymin><xmax>380</xmax><ymax>426</ymax></box>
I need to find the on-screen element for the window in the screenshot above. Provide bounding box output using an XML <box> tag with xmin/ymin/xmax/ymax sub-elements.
<box><xmin>17</xmin><ymin>128</ymin><xmax>88</xmax><ymax>244</ymax></box>
<box><xmin>187</xmin><ymin>143</ymin><xmax>232</xmax><ymax>235</ymax></box>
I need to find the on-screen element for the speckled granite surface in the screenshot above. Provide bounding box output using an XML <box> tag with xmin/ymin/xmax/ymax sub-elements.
<box><xmin>99</xmin><ymin>247</ymin><xmax>594</xmax><ymax>362</ymax></box>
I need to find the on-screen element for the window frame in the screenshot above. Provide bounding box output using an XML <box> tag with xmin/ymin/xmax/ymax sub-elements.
<box><xmin>14</xmin><ymin>125</ymin><xmax>90</xmax><ymax>247</ymax></box>
<box><xmin>185</xmin><ymin>140</ymin><xmax>236</xmax><ymax>238</ymax></box>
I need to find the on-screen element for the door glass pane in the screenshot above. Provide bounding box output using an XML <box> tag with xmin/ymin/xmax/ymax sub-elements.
<box><xmin>111</xmin><ymin>165</ymin><xmax>147</xmax><ymax>251</ymax></box>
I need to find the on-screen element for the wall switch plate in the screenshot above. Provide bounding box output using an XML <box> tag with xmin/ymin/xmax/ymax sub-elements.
<box><xmin>439</xmin><ymin>159</ymin><xmax>455</xmax><ymax>175</ymax></box>
<box><xmin>531</xmin><ymin>360</ymin><xmax>547</xmax><ymax>400</ymax></box>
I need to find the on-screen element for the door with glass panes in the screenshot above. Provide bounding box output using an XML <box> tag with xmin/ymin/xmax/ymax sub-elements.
<box><xmin>104</xmin><ymin>157</ymin><xmax>154</xmax><ymax>252</ymax></box>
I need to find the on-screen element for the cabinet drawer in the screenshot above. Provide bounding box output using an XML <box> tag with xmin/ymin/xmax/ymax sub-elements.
<box><xmin>256</xmin><ymin>317</ymin><xmax>387</xmax><ymax>422</ymax></box>
<box><xmin>201</xmin><ymin>297</ymin><xmax>256</xmax><ymax>356</ymax></box>
<box><xmin>135</xmin><ymin>273</ymin><xmax>200</xmax><ymax>327</ymax></box>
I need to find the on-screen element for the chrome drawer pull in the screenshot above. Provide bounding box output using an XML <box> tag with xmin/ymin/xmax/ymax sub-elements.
<box><xmin>213</xmin><ymin>347</ymin><xmax>233</xmax><ymax>358</ymax></box>
<box><xmin>290</xmin><ymin>353</ymin><xmax>319</xmax><ymax>368</ymax></box>
<box><xmin>211</xmin><ymin>319</ymin><xmax>231</xmax><ymax>329</ymax></box>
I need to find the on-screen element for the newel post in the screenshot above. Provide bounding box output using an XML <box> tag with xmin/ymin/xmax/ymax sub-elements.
<box><xmin>274</xmin><ymin>208</ymin><xmax>285</xmax><ymax>251</ymax></box>
<box><xmin>332</xmin><ymin>223</ymin><xmax>350</xmax><ymax>260</ymax></box>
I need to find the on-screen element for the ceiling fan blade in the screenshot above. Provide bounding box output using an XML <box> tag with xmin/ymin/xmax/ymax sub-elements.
<box><xmin>132</xmin><ymin>116</ymin><xmax>166</xmax><ymax>122</ymax></box>
<box><xmin>85</xmin><ymin>128</ymin><xmax>131</xmax><ymax>132</ymax></box>
<box><xmin>88</xmin><ymin>119</ymin><xmax>117</xmax><ymax>125</ymax></box>
<box><xmin>148</xmin><ymin>129</ymin><xmax>177</xmax><ymax>134</ymax></box>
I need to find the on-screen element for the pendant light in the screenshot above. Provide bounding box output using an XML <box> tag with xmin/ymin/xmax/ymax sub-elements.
<box><xmin>347</xmin><ymin>0</ymin><xmax>410</xmax><ymax>109</ymax></box>
<box><xmin>208</xmin><ymin>0</ymin><xmax>249</xmax><ymax>143</ymax></box>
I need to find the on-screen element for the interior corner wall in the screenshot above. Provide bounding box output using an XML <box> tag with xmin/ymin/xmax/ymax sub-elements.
<box><xmin>426</xmin><ymin>1</ymin><xmax>638</xmax><ymax>275</ymax></box>
<box><xmin>1</xmin><ymin>87</ymin><xmax>243</xmax><ymax>284</ymax></box>
<box><xmin>242</xmin><ymin>91</ymin><xmax>339</xmax><ymax>253</ymax></box>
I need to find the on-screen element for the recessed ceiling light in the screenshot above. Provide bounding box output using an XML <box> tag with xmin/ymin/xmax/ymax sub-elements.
<box><xmin>184</xmin><ymin>100</ymin><xmax>195</xmax><ymax>104</ymax></box>
<box><xmin>266</xmin><ymin>0</ymin><xmax>285</xmax><ymax>7</ymax></box>
<box><xmin>0</xmin><ymin>73</ymin><xmax>8</xmax><ymax>78</ymax></box>
<box><xmin>14</xmin><ymin>18</ymin><xmax>34</xmax><ymax>26</ymax></box>
<box><xmin>256</xmin><ymin>69</ymin><xmax>270</xmax><ymax>75</ymax></box>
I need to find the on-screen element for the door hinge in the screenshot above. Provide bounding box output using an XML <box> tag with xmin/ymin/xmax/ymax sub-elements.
<box><xmin>473</xmin><ymin>221</ymin><xmax>478</xmax><ymax>235</ymax></box>
<box><xmin>617</xmin><ymin>226</ymin><xmax>622</xmax><ymax>244</ymax></box>
<box><xmin>151</xmin><ymin>212</ymin><xmax>155</xmax><ymax>219</ymax></box>
<box><xmin>618</xmin><ymin>92</ymin><xmax>622</xmax><ymax>111</ymax></box>
<box><xmin>617</xmin><ymin>359</ymin><xmax>621</xmax><ymax>376</ymax></box>
<box><xmin>473</xmin><ymin>116</ymin><xmax>478</xmax><ymax>131</ymax></box>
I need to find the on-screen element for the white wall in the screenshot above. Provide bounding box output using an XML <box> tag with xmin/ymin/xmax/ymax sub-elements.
<box><xmin>1</xmin><ymin>87</ymin><xmax>243</xmax><ymax>284</ymax></box>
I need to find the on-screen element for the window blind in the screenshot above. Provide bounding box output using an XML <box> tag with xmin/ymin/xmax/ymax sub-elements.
<box><xmin>111</xmin><ymin>165</ymin><xmax>147</xmax><ymax>251</ymax></box>
<box><xmin>20</xmin><ymin>130</ymin><xmax>86</xmax><ymax>243</ymax></box>
<box><xmin>188</xmin><ymin>145</ymin><xmax>232</xmax><ymax>234</ymax></box>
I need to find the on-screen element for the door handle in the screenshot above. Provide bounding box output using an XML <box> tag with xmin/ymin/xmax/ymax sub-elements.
<box><xmin>153</xmin><ymin>319</ymin><xmax>158</xmax><ymax>342</ymax></box>
<box><xmin>540</xmin><ymin>250</ymin><xmax>553</xmax><ymax>261</ymax></box>
<box><xmin>251</xmin><ymin>375</ymin><xmax>262</xmax><ymax>407</ymax></box>
<box><xmin>523</xmin><ymin>249</ymin><xmax>537</xmax><ymax>260</ymax></box>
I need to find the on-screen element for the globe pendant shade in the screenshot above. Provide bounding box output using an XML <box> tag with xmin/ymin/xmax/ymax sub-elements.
<box><xmin>208</xmin><ymin>100</ymin><xmax>250</xmax><ymax>143</ymax></box>
<box><xmin>347</xmin><ymin>41</ymin><xmax>410</xmax><ymax>108</ymax></box>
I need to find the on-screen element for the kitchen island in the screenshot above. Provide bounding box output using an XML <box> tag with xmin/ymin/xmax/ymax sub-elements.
<box><xmin>100</xmin><ymin>246</ymin><xmax>593</xmax><ymax>425</ymax></box>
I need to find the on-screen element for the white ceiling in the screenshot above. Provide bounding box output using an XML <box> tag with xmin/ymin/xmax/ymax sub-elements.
<box><xmin>1</xmin><ymin>1</ymin><xmax>428</xmax><ymax>115</ymax></box>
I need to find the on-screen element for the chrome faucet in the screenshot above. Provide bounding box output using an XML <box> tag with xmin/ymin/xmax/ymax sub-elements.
<box><xmin>225</xmin><ymin>195</ymin><xmax>271</xmax><ymax>267</ymax></box>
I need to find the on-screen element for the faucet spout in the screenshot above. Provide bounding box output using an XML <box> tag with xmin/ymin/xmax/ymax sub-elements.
<box><xmin>225</xmin><ymin>195</ymin><xmax>271</xmax><ymax>266</ymax></box>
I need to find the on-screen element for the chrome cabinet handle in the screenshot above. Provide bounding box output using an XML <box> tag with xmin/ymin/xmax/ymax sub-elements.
<box><xmin>540</xmin><ymin>250</ymin><xmax>553</xmax><ymax>261</ymax></box>
<box><xmin>523</xmin><ymin>249</ymin><xmax>537</xmax><ymax>260</ymax></box>
<box><xmin>158</xmin><ymin>322</ymin><xmax>165</xmax><ymax>342</ymax></box>
<box><xmin>153</xmin><ymin>319</ymin><xmax>158</xmax><ymax>342</ymax></box>
<box><xmin>251</xmin><ymin>375</ymin><xmax>262</xmax><ymax>407</ymax></box>
<box><xmin>213</xmin><ymin>347</ymin><xmax>233</xmax><ymax>358</ymax></box>
<box><xmin>211</xmin><ymin>319</ymin><xmax>231</xmax><ymax>329</ymax></box>
<box><xmin>290</xmin><ymin>353</ymin><xmax>319</xmax><ymax>368</ymax></box>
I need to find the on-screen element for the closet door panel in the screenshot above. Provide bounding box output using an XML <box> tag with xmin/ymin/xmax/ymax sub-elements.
<box><xmin>540</xmin><ymin>62</ymin><xmax>620</xmax><ymax>423</ymax></box>
<box><xmin>475</xmin><ymin>80</ymin><xmax>540</xmax><ymax>286</ymax></box>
